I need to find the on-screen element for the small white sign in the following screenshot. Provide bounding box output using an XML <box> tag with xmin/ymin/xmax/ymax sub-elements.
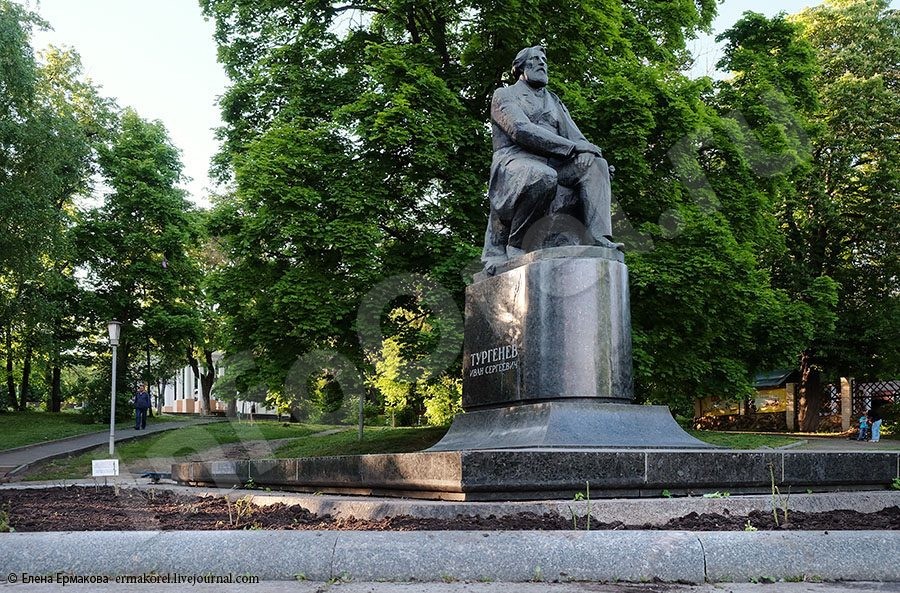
<box><xmin>92</xmin><ymin>459</ymin><xmax>119</xmax><ymax>477</ymax></box>
<box><xmin>211</xmin><ymin>461</ymin><xmax>236</xmax><ymax>475</ymax></box>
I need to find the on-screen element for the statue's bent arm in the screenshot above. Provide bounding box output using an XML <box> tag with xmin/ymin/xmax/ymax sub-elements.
<box><xmin>491</xmin><ymin>94</ymin><xmax>577</xmax><ymax>159</ymax></box>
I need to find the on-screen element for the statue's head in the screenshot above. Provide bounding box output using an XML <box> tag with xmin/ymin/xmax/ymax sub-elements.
<box><xmin>512</xmin><ymin>46</ymin><xmax>548</xmax><ymax>88</ymax></box>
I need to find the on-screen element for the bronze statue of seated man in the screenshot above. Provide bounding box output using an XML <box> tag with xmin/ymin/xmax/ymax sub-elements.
<box><xmin>482</xmin><ymin>46</ymin><xmax>622</xmax><ymax>273</ymax></box>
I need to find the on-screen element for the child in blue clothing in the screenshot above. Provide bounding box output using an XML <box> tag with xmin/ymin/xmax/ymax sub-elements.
<box><xmin>857</xmin><ymin>412</ymin><xmax>870</xmax><ymax>441</ymax></box>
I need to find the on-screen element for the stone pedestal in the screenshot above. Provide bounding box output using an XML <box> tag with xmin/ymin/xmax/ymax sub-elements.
<box><xmin>463</xmin><ymin>246</ymin><xmax>632</xmax><ymax>408</ymax></box>
<box><xmin>430</xmin><ymin>245</ymin><xmax>711</xmax><ymax>451</ymax></box>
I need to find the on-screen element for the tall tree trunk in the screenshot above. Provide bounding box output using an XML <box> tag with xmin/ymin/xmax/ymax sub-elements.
<box><xmin>796</xmin><ymin>349</ymin><xmax>824</xmax><ymax>432</ymax></box>
<box><xmin>5</xmin><ymin>327</ymin><xmax>15</xmax><ymax>410</ymax></box>
<box><xmin>50</xmin><ymin>365</ymin><xmax>62</xmax><ymax>413</ymax></box>
<box><xmin>157</xmin><ymin>377</ymin><xmax>166</xmax><ymax>414</ymax></box>
<box><xmin>226</xmin><ymin>398</ymin><xmax>237</xmax><ymax>418</ymax></box>
<box><xmin>19</xmin><ymin>344</ymin><xmax>32</xmax><ymax>411</ymax></box>
<box><xmin>200</xmin><ymin>350</ymin><xmax>216</xmax><ymax>413</ymax></box>
<box><xmin>187</xmin><ymin>348</ymin><xmax>216</xmax><ymax>415</ymax></box>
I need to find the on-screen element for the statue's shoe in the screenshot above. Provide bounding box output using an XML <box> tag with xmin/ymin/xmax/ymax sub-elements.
<box><xmin>597</xmin><ymin>237</ymin><xmax>625</xmax><ymax>252</ymax></box>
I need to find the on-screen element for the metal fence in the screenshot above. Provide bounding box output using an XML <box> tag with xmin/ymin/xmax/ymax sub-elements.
<box><xmin>820</xmin><ymin>383</ymin><xmax>841</xmax><ymax>417</ymax></box>
<box><xmin>851</xmin><ymin>380</ymin><xmax>900</xmax><ymax>418</ymax></box>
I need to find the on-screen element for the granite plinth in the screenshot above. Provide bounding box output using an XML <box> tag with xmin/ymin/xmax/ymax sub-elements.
<box><xmin>463</xmin><ymin>245</ymin><xmax>632</xmax><ymax>410</ymax></box>
<box><xmin>427</xmin><ymin>401</ymin><xmax>712</xmax><ymax>450</ymax></box>
<box><xmin>172</xmin><ymin>449</ymin><xmax>900</xmax><ymax>501</ymax></box>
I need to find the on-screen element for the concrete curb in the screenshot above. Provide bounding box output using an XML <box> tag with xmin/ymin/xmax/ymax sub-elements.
<box><xmin>776</xmin><ymin>439</ymin><xmax>809</xmax><ymax>450</ymax></box>
<box><xmin>2</xmin><ymin>530</ymin><xmax>899</xmax><ymax>583</ymax></box>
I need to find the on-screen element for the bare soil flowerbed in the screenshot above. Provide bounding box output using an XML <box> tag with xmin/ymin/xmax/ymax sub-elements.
<box><xmin>1</xmin><ymin>487</ymin><xmax>898</xmax><ymax>532</ymax></box>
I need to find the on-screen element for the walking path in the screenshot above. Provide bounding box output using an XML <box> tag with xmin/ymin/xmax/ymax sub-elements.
<box><xmin>792</xmin><ymin>434</ymin><xmax>900</xmax><ymax>451</ymax></box>
<box><xmin>0</xmin><ymin>417</ymin><xmax>225</xmax><ymax>480</ymax></box>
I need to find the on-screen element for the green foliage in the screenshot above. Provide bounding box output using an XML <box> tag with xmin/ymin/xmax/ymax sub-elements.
<box><xmin>420</xmin><ymin>376</ymin><xmax>462</xmax><ymax>426</ymax></box>
<box><xmin>367</xmin><ymin>307</ymin><xmax>462</xmax><ymax>426</ymax></box>
<box><xmin>0</xmin><ymin>3</ymin><xmax>112</xmax><ymax>413</ymax></box>
<box><xmin>792</xmin><ymin>0</ymin><xmax>900</xmax><ymax>380</ymax></box>
<box><xmin>200</xmin><ymin>0</ymin><xmax>811</xmax><ymax>415</ymax></box>
<box><xmin>703</xmin><ymin>491</ymin><xmax>730</xmax><ymax>498</ymax></box>
<box><xmin>76</xmin><ymin>109</ymin><xmax>202</xmax><ymax>389</ymax></box>
<box><xmin>712</xmin><ymin>1</ymin><xmax>899</xmax><ymax>428</ymax></box>
<box><xmin>0</xmin><ymin>505</ymin><xmax>10</xmax><ymax>532</ymax></box>
<box><xmin>879</xmin><ymin>403</ymin><xmax>900</xmax><ymax>427</ymax></box>
<box><xmin>76</xmin><ymin>371</ymin><xmax>133</xmax><ymax>423</ymax></box>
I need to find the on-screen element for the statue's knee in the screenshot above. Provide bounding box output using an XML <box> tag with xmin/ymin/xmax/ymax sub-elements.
<box><xmin>521</xmin><ymin>168</ymin><xmax>557</xmax><ymax>205</ymax></box>
<box><xmin>583</xmin><ymin>156</ymin><xmax>610</xmax><ymax>180</ymax></box>
<box><xmin>588</xmin><ymin>155</ymin><xmax>607</xmax><ymax>170</ymax></box>
<box><xmin>538</xmin><ymin>168</ymin><xmax>558</xmax><ymax>190</ymax></box>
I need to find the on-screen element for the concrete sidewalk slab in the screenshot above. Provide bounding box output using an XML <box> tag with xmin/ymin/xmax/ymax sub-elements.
<box><xmin>2</xmin><ymin>582</ymin><xmax>900</xmax><ymax>592</ymax></box>
<box><xmin>2</xmin><ymin>530</ymin><xmax>899</xmax><ymax>583</ymax></box>
<box><xmin>701</xmin><ymin>531</ymin><xmax>900</xmax><ymax>582</ymax></box>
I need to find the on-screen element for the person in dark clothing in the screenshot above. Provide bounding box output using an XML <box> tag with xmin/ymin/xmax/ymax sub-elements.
<box><xmin>134</xmin><ymin>384</ymin><xmax>151</xmax><ymax>430</ymax></box>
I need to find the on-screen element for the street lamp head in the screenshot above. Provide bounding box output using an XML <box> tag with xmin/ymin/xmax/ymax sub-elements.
<box><xmin>107</xmin><ymin>320</ymin><xmax>122</xmax><ymax>347</ymax></box>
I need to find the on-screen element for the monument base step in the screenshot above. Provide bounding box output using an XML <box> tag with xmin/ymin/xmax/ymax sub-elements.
<box><xmin>427</xmin><ymin>401</ymin><xmax>712</xmax><ymax>451</ymax></box>
<box><xmin>171</xmin><ymin>449</ymin><xmax>900</xmax><ymax>501</ymax></box>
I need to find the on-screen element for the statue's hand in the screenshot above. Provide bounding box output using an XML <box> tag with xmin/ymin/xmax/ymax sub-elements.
<box><xmin>573</xmin><ymin>152</ymin><xmax>595</xmax><ymax>169</ymax></box>
<box><xmin>573</xmin><ymin>140</ymin><xmax>602</xmax><ymax>157</ymax></box>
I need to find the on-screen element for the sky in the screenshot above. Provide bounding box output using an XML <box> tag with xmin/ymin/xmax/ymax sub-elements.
<box><xmin>19</xmin><ymin>0</ymin><xmax>882</xmax><ymax>207</ymax></box>
<box><xmin>26</xmin><ymin>0</ymin><xmax>228</xmax><ymax>207</ymax></box>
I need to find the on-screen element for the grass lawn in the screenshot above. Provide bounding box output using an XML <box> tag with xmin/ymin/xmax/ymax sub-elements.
<box><xmin>271</xmin><ymin>426</ymin><xmax>800</xmax><ymax>457</ymax></box>
<box><xmin>688</xmin><ymin>430</ymin><xmax>800</xmax><ymax>449</ymax></box>
<box><xmin>20</xmin><ymin>422</ymin><xmax>804</xmax><ymax>481</ymax></box>
<box><xmin>23</xmin><ymin>420</ymin><xmax>331</xmax><ymax>481</ymax></box>
<box><xmin>0</xmin><ymin>411</ymin><xmax>193</xmax><ymax>451</ymax></box>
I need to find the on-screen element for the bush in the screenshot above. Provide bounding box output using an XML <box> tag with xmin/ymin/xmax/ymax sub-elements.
<box><xmin>76</xmin><ymin>374</ymin><xmax>133</xmax><ymax>423</ymax></box>
<box><xmin>421</xmin><ymin>376</ymin><xmax>462</xmax><ymax>426</ymax></box>
<box><xmin>877</xmin><ymin>403</ymin><xmax>899</xmax><ymax>424</ymax></box>
<box><xmin>343</xmin><ymin>399</ymin><xmax>383</xmax><ymax>426</ymax></box>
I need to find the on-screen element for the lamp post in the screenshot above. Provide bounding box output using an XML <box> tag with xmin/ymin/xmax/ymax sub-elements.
<box><xmin>107</xmin><ymin>320</ymin><xmax>121</xmax><ymax>456</ymax></box>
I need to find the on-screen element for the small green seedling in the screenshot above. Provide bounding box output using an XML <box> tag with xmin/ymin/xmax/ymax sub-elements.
<box><xmin>703</xmin><ymin>491</ymin><xmax>730</xmax><ymax>498</ymax></box>
<box><xmin>0</xmin><ymin>507</ymin><xmax>12</xmax><ymax>533</ymax></box>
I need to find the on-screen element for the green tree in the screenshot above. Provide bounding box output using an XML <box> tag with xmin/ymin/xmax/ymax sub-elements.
<box><xmin>186</xmin><ymin>215</ymin><xmax>228</xmax><ymax>415</ymax></box>
<box><xmin>794</xmin><ymin>0</ymin><xmax>900</xmax><ymax>384</ymax></box>
<box><xmin>76</xmin><ymin>109</ymin><xmax>201</xmax><ymax>406</ymax></box>
<box><xmin>716</xmin><ymin>2</ymin><xmax>899</xmax><ymax>429</ymax></box>
<box><xmin>202</xmin><ymin>0</ymin><xmax>807</xmax><ymax>417</ymax></box>
<box><xmin>0</xmin><ymin>4</ymin><xmax>108</xmax><ymax>412</ymax></box>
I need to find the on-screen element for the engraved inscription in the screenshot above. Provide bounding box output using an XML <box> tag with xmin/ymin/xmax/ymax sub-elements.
<box><xmin>469</xmin><ymin>344</ymin><xmax>519</xmax><ymax>377</ymax></box>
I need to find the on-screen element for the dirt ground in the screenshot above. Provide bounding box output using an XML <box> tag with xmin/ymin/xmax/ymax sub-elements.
<box><xmin>1</xmin><ymin>486</ymin><xmax>898</xmax><ymax>532</ymax></box>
